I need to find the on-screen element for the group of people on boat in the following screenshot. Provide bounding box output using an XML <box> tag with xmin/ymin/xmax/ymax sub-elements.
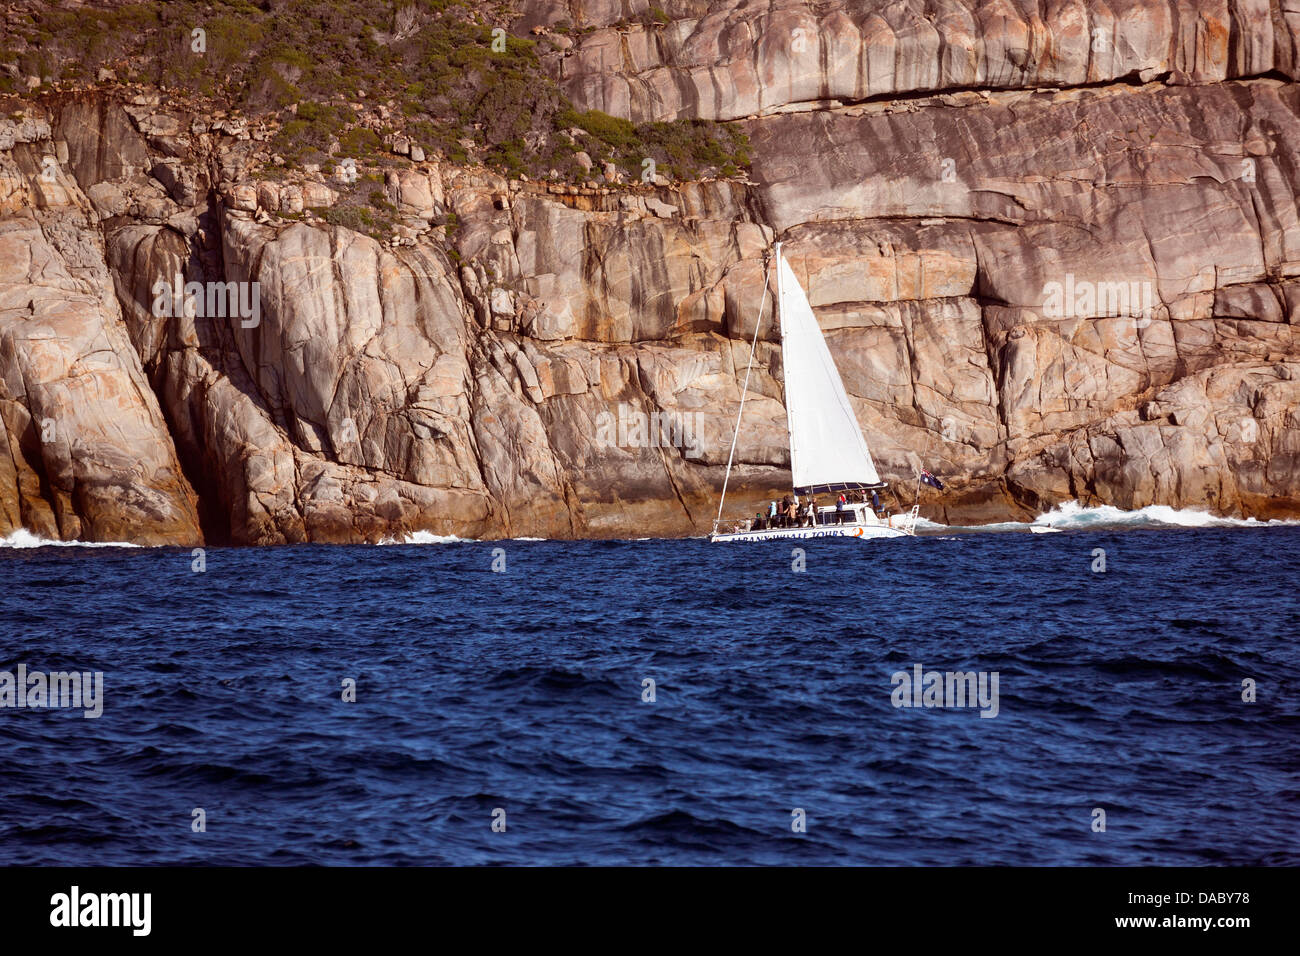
<box><xmin>743</xmin><ymin>488</ymin><xmax>885</xmax><ymax>532</ymax></box>
<box><xmin>751</xmin><ymin>493</ymin><xmax>811</xmax><ymax>530</ymax></box>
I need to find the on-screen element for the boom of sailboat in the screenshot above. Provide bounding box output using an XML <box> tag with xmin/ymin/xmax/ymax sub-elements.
<box><xmin>710</xmin><ymin>242</ymin><xmax>923</xmax><ymax>542</ymax></box>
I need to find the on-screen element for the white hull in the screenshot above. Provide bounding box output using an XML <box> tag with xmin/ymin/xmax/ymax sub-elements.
<box><xmin>710</xmin><ymin>522</ymin><xmax>912</xmax><ymax>543</ymax></box>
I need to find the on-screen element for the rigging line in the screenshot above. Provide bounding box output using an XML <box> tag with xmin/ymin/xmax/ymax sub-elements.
<box><xmin>713</xmin><ymin>253</ymin><xmax>772</xmax><ymax>532</ymax></box>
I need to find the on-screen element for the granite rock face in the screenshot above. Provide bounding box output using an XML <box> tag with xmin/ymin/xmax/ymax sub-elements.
<box><xmin>0</xmin><ymin>116</ymin><xmax>201</xmax><ymax>544</ymax></box>
<box><xmin>2</xmin><ymin>1</ymin><xmax>1300</xmax><ymax>543</ymax></box>
<box><xmin>742</xmin><ymin>76</ymin><xmax>1300</xmax><ymax>520</ymax></box>
<box><xmin>551</xmin><ymin>0</ymin><xmax>1297</xmax><ymax>122</ymax></box>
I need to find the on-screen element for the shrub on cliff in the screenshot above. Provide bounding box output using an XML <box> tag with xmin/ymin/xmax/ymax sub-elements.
<box><xmin>3</xmin><ymin>0</ymin><xmax>750</xmax><ymax>185</ymax></box>
<box><xmin>559</xmin><ymin>109</ymin><xmax>751</xmax><ymax>182</ymax></box>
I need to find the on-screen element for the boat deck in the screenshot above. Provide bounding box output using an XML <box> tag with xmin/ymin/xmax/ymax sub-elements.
<box><xmin>710</xmin><ymin>521</ymin><xmax>911</xmax><ymax>542</ymax></box>
<box><xmin>711</xmin><ymin>505</ymin><xmax>919</xmax><ymax>542</ymax></box>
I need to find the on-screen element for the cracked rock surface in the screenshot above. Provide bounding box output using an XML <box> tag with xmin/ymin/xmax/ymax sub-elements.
<box><xmin>2</xmin><ymin>1</ymin><xmax>1299</xmax><ymax>543</ymax></box>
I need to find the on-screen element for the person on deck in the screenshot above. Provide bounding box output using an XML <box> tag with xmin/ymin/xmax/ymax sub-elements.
<box><xmin>836</xmin><ymin>493</ymin><xmax>847</xmax><ymax>524</ymax></box>
<box><xmin>871</xmin><ymin>490</ymin><xmax>881</xmax><ymax>516</ymax></box>
<box><xmin>769</xmin><ymin>500</ymin><xmax>778</xmax><ymax>526</ymax></box>
<box><xmin>804</xmin><ymin>500</ymin><xmax>816</xmax><ymax>527</ymax></box>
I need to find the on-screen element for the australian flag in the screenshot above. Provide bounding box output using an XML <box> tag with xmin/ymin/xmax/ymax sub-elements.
<box><xmin>920</xmin><ymin>469</ymin><xmax>945</xmax><ymax>490</ymax></box>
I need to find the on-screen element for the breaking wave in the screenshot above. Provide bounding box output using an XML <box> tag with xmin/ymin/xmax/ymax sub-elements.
<box><xmin>1033</xmin><ymin>501</ymin><xmax>1300</xmax><ymax>530</ymax></box>
<box><xmin>921</xmin><ymin>501</ymin><xmax>1300</xmax><ymax>534</ymax></box>
<box><xmin>376</xmin><ymin>531</ymin><xmax>472</xmax><ymax>545</ymax></box>
<box><xmin>0</xmin><ymin>529</ymin><xmax>142</xmax><ymax>549</ymax></box>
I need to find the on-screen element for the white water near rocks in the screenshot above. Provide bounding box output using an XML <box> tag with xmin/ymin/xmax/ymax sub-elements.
<box><xmin>8</xmin><ymin>503</ymin><xmax>1296</xmax><ymax>549</ymax></box>
<box><xmin>0</xmin><ymin>530</ymin><xmax>142</xmax><ymax>549</ymax></box>
<box><xmin>376</xmin><ymin>532</ymin><xmax>470</xmax><ymax>545</ymax></box>
<box><xmin>919</xmin><ymin>501</ymin><xmax>1300</xmax><ymax>534</ymax></box>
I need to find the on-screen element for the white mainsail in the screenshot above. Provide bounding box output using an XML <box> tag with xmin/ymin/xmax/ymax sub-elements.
<box><xmin>775</xmin><ymin>245</ymin><xmax>881</xmax><ymax>491</ymax></box>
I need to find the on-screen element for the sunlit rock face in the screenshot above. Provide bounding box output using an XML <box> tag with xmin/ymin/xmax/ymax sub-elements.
<box><xmin>550</xmin><ymin>0</ymin><xmax>1291</xmax><ymax>122</ymax></box>
<box><xmin>0</xmin><ymin>115</ymin><xmax>201</xmax><ymax>545</ymax></box>
<box><xmin>1</xmin><ymin>1</ymin><xmax>1298</xmax><ymax>543</ymax></box>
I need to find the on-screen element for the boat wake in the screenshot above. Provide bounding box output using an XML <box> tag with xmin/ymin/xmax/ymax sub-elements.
<box><xmin>923</xmin><ymin>501</ymin><xmax>1300</xmax><ymax>534</ymax></box>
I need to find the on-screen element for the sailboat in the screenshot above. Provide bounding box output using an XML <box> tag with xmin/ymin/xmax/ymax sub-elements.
<box><xmin>709</xmin><ymin>243</ymin><xmax>919</xmax><ymax>542</ymax></box>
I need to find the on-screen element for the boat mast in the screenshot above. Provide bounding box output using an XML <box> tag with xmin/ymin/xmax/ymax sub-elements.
<box><xmin>712</xmin><ymin>247</ymin><xmax>773</xmax><ymax>533</ymax></box>
<box><xmin>774</xmin><ymin>241</ymin><xmax>797</xmax><ymax>496</ymax></box>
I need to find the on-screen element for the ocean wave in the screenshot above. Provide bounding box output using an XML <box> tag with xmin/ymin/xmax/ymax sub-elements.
<box><xmin>0</xmin><ymin>529</ymin><xmax>142</xmax><ymax>549</ymax></box>
<box><xmin>1032</xmin><ymin>501</ymin><xmax>1300</xmax><ymax>530</ymax></box>
<box><xmin>919</xmin><ymin>501</ymin><xmax>1300</xmax><ymax>533</ymax></box>
<box><xmin>912</xmin><ymin>516</ymin><xmax>956</xmax><ymax>531</ymax></box>
<box><xmin>375</xmin><ymin>531</ymin><xmax>472</xmax><ymax>545</ymax></box>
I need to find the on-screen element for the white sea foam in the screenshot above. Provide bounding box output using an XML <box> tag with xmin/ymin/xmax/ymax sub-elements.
<box><xmin>0</xmin><ymin>529</ymin><xmax>142</xmax><ymax>549</ymax></box>
<box><xmin>375</xmin><ymin>531</ymin><xmax>472</xmax><ymax>545</ymax></box>
<box><xmin>917</xmin><ymin>500</ymin><xmax>1300</xmax><ymax>534</ymax></box>
<box><xmin>911</xmin><ymin>516</ymin><xmax>953</xmax><ymax>531</ymax></box>
<box><xmin>1031</xmin><ymin>500</ymin><xmax>1300</xmax><ymax>530</ymax></box>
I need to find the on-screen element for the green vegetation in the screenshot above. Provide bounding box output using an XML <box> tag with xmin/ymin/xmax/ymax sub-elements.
<box><xmin>311</xmin><ymin>204</ymin><xmax>396</xmax><ymax>241</ymax></box>
<box><xmin>0</xmin><ymin>0</ymin><xmax>749</xmax><ymax>186</ymax></box>
<box><xmin>613</xmin><ymin>8</ymin><xmax>672</xmax><ymax>30</ymax></box>
<box><xmin>270</xmin><ymin>102</ymin><xmax>352</xmax><ymax>166</ymax></box>
<box><xmin>559</xmin><ymin>108</ymin><xmax>751</xmax><ymax>182</ymax></box>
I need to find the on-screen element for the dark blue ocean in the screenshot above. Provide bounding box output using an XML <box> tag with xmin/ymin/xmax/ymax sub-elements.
<box><xmin>2</xmin><ymin>525</ymin><xmax>1297</xmax><ymax>865</ymax></box>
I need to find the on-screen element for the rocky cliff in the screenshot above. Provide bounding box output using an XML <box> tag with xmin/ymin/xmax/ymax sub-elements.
<box><xmin>2</xmin><ymin>0</ymin><xmax>1299</xmax><ymax>544</ymax></box>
